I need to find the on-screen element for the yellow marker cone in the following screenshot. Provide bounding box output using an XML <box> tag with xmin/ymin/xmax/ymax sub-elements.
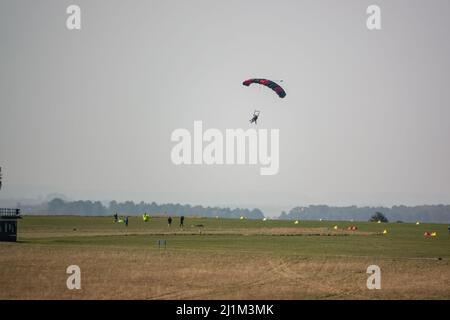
<box><xmin>240</xmin><ymin>216</ymin><xmax>244</xmax><ymax>220</ymax></box>
<box><xmin>333</xmin><ymin>225</ymin><xmax>338</xmax><ymax>230</ymax></box>
<box><xmin>431</xmin><ymin>232</ymin><xmax>437</xmax><ymax>237</ymax></box>
<box><xmin>416</xmin><ymin>222</ymin><xmax>420</xmax><ymax>225</ymax></box>
<box><xmin>294</xmin><ymin>220</ymin><xmax>299</xmax><ymax>224</ymax></box>
<box><xmin>377</xmin><ymin>220</ymin><xmax>381</xmax><ymax>224</ymax></box>
<box><xmin>263</xmin><ymin>218</ymin><xmax>267</xmax><ymax>221</ymax></box>
<box><xmin>383</xmin><ymin>229</ymin><xmax>388</xmax><ymax>234</ymax></box>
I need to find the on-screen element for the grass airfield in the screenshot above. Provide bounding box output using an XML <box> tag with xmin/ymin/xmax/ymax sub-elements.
<box><xmin>1</xmin><ymin>216</ymin><xmax>449</xmax><ymax>299</ymax></box>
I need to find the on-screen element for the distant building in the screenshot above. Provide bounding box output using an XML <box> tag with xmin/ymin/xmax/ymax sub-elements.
<box><xmin>0</xmin><ymin>208</ymin><xmax>21</xmax><ymax>242</ymax></box>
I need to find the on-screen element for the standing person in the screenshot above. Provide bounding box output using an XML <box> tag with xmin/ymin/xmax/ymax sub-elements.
<box><xmin>180</xmin><ymin>216</ymin><xmax>185</xmax><ymax>228</ymax></box>
<box><xmin>113</xmin><ymin>213</ymin><xmax>118</xmax><ymax>222</ymax></box>
<box><xmin>168</xmin><ymin>216</ymin><xmax>172</xmax><ymax>227</ymax></box>
<box><xmin>125</xmin><ymin>216</ymin><xmax>129</xmax><ymax>227</ymax></box>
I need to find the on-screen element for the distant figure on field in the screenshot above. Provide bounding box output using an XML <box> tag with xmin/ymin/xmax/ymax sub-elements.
<box><xmin>113</xmin><ymin>213</ymin><xmax>118</xmax><ymax>222</ymax></box>
<box><xmin>180</xmin><ymin>216</ymin><xmax>185</xmax><ymax>228</ymax></box>
<box><xmin>448</xmin><ymin>226</ymin><xmax>450</xmax><ymax>234</ymax></box>
<box><xmin>168</xmin><ymin>216</ymin><xmax>172</xmax><ymax>227</ymax></box>
<box><xmin>125</xmin><ymin>216</ymin><xmax>129</xmax><ymax>227</ymax></box>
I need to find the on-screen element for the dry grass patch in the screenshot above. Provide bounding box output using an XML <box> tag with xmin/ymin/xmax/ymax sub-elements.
<box><xmin>1</xmin><ymin>244</ymin><xmax>449</xmax><ymax>300</ymax></box>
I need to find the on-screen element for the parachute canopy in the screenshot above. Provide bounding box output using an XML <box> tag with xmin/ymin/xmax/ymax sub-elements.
<box><xmin>242</xmin><ymin>78</ymin><xmax>286</xmax><ymax>98</ymax></box>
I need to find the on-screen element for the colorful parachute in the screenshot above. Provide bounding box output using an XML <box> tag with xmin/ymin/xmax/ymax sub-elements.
<box><xmin>242</xmin><ymin>78</ymin><xmax>286</xmax><ymax>98</ymax></box>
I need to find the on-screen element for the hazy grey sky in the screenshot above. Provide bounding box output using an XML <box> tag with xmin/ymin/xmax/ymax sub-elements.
<box><xmin>1</xmin><ymin>0</ymin><xmax>449</xmax><ymax>215</ymax></box>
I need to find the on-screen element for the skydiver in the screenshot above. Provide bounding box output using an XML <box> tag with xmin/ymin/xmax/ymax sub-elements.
<box><xmin>250</xmin><ymin>110</ymin><xmax>260</xmax><ymax>125</ymax></box>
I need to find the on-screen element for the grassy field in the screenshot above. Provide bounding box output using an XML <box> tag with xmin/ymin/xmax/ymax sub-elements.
<box><xmin>0</xmin><ymin>216</ymin><xmax>449</xmax><ymax>299</ymax></box>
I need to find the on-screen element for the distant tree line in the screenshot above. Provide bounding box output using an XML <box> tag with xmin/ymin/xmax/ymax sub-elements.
<box><xmin>279</xmin><ymin>205</ymin><xmax>450</xmax><ymax>223</ymax></box>
<box><xmin>21</xmin><ymin>198</ymin><xmax>265</xmax><ymax>219</ymax></box>
<box><xmin>16</xmin><ymin>199</ymin><xmax>450</xmax><ymax>223</ymax></box>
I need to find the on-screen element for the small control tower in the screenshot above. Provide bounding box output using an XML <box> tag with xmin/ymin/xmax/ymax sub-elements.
<box><xmin>0</xmin><ymin>209</ymin><xmax>21</xmax><ymax>242</ymax></box>
<box><xmin>0</xmin><ymin>166</ymin><xmax>22</xmax><ymax>242</ymax></box>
